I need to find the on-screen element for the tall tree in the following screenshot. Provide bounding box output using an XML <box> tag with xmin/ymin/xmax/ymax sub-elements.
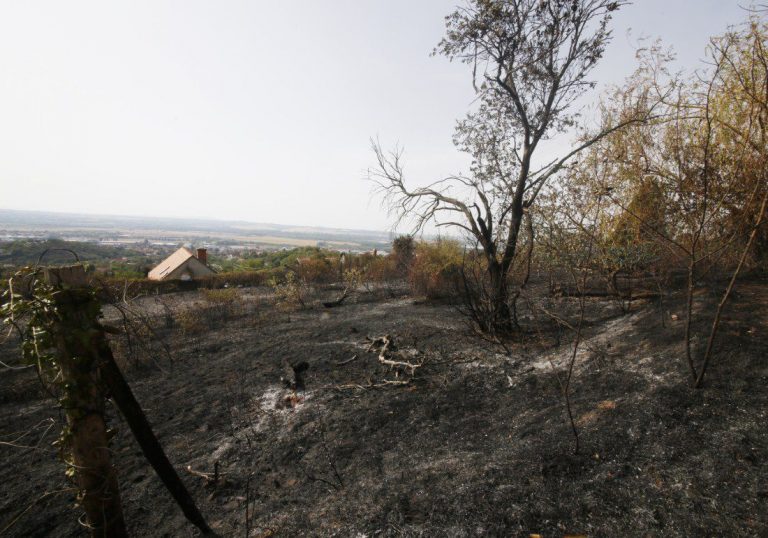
<box><xmin>372</xmin><ymin>0</ymin><xmax>647</xmax><ymax>332</ymax></box>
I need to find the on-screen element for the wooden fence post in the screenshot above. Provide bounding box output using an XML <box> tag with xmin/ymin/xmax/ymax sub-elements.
<box><xmin>45</xmin><ymin>265</ymin><xmax>127</xmax><ymax>537</ymax></box>
<box><xmin>44</xmin><ymin>264</ymin><xmax>214</xmax><ymax>536</ymax></box>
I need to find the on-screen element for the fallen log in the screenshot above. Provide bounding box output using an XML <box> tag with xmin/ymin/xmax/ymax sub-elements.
<box><xmin>551</xmin><ymin>286</ymin><xmax>662</xmax><ymax>300</ymax></box>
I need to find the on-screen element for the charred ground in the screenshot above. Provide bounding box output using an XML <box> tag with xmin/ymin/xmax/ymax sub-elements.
<box><xmin>1</xmin><ymin>281</ymin><xmax>766</xmax><ymax>536</ymax></box>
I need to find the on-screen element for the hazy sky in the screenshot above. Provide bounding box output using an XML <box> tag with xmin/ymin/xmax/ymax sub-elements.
<box><xmin>0</xmin><ymin>1</ymin><xmax>752</xmax><ymax>231</ymax></box>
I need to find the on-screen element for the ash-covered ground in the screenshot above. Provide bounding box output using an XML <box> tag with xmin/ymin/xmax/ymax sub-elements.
<box><xmin>1</xmin><ymin>281</ymin><xmax>766</xmax><ymax>536</ymax></box>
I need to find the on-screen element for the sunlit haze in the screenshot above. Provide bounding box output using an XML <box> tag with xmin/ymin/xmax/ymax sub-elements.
<box><xmin>0</xmin><ymin>1</ymin><xmax>750</xmax><ymax>231</ymax></box>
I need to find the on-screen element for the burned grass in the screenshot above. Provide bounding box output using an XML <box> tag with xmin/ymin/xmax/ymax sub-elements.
<box><xmin>0</xmin><ymin>283</ymin><xmax>766</xmax><ymax>536</ymax></box>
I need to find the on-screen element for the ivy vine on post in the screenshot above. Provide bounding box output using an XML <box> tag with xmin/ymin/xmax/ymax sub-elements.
<box><xmin>3</xmin><ymin>264</ymin><xmax>127</xmax><ymax>535</ymax></box>
<box><xmin>1</xmin><ymin>263</ymin><xmax>214</xmax><ymax>537</ymax></box>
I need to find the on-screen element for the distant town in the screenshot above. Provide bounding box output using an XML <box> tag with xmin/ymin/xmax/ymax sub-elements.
<box><xmin>0</xmin><ymin>208</ymin><xmax>396</xmax><ymax>278</ymax></box>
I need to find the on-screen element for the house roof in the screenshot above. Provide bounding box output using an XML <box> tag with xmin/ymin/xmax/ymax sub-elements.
<box><xmin>148</xmin><ymin>246</ymin><xmax>196</xmax><ymax>280</ymax></box>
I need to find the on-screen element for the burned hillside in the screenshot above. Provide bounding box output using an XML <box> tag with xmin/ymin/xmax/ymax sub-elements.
<box><xmin>1</xmin><ymin>279</ymin><xmax>766</xmax><ymax>536</ymax></box>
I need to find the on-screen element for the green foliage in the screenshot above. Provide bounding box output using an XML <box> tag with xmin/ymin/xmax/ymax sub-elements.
<box><xmin>108</xmin><ymin>262</ymin><xmax>147</xmax><ymax>280</ymax></box>
<box><xmin>239</xmin><ymin>246</ymin><xmax>338</xmax><ymax>270</ymax></box>
<box><xmin>0</xmin><ymin>238</ymin><xmax>142</xmax><ymax>266</ymax></box>
<box><xmin>608</xmin><ymin>179</ymin><xmax>668</xmax><ymax>248</ymax></box>
<box><xmin>207</xmin><ymin>246</ymin><xmax>343</xmax><ymax>286</ymax></box>
<box><xmin>0</xmin><ymin>266</ymin><xmax>105</xmax><ymax>475</ymax></box>
<box><xmin>1</xmin><ymin>271</ymin><xmax>57</xmax><ymax>370</ymax></box>
<box><xmin>195</xmin><ymin>270</ymin><xmax>275</xmax><ymax>289</ymax></box>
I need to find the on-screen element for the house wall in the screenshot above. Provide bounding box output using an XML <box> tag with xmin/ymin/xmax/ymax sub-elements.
<box><xmin>163</xmin><ymin>257</ymin><xmax>215</xmax><ymax>281</ymax></box>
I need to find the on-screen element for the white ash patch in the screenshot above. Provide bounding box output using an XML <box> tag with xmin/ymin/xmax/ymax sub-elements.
<box><xmin>315</xmin><ymin>339</ymin><xmax>372</xmax><ymax>350</ymax></box>
<box><xmin>530</xmin><ymin>345</ymin><xmax>592</xmax><ymax>371</ymax></box>
<box><xmin>258</xmin><ymin>387</ymin><xmax>288</xmax><ymax>413</ymax></box>
<box><xmin>401</xmin><ymin>347</ymin><xmax>420</xmax><ymax>359</ymax></box>
<box><xmin>228</xmin><ymin>386</ymin><xmax>313</xmax><ymax>442</ymax></box>
<box><xmin>210</xmin><ymin>440</ymin><xmax>235</xmax><ymax>463</ymax></box>
<box><xmin>530</xmin><ymin>309</ymin><xmax>650</xmax><ymax>372</ymax></box>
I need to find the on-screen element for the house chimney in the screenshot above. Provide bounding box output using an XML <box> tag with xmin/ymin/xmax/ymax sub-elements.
<box><xmin>196</xmin><ymin>248</ymin><xmax>208</xmax><ymax>265</ymax></box>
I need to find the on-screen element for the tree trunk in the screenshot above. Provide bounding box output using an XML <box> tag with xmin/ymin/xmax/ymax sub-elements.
<box><xmin>488</xmin><ymin>260</ymin><xmax>512</xmax><ymax>333</ymax></box>
<box><xmin>491</xmin><ymin>191</ymin><xmax>527</xmax><ymax>333</ymax></box>
<box><xmin>683</xmin><ymin>258</ymin><xmax>699</xmax><ymax>382</ymax></box>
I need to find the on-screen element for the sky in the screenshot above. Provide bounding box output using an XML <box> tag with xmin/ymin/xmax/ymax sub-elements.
<box><xmin>0</xmin><ymin>0</ymin><xmax>754</xmax><ymax>232</ymax></box>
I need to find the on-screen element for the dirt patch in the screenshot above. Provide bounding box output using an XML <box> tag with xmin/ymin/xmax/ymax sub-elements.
<box><xmin>1</xmin><ymin>282</ymin><xmax>767</xmax><ymax>536</ymax></box>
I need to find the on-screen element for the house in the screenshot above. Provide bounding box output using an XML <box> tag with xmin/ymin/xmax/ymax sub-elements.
<box><xmin>148</xmin><ymin>247</ymin><xmax>215</xmax><ymax>281</ymax></box>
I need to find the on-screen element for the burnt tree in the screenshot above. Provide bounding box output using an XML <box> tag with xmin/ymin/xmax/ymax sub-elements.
<box><xmin>372</xmin><ymin>0</ymin><xmax>649</xmax><ymax>333</ymax></box>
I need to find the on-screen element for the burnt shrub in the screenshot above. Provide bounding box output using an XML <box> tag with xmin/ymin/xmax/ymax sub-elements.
<box><xmin>297</xmin><ymin>256</ymin><xmax>338</xmax><ymax>285</ymax></box>
<box><xmin>365</xmin><ymin>255</ymin><xmax>398</xmax><ymax>286</ymax></box>
<box><xmin>99</xmin><ymin>269</ymin><xmax>280</xmax><ymax>301</ymax></box>
<box><xmin>195</xmin><ymin>270</ymin><xmax>277</xmax><ymax>289</ymax></box>
<box><xmin>174</xmin><ymin>309</ymin><xmax>205</xmax><ymax>335</ymax></box>
<box><xmin>175</xmin><ymin>288</ymin><xmax>245</xmax><ymax>334</ymax></box>
<box><xmin>391</xmin><ymin>234</ymin><xmax>415</xmax><ymax>276</ymax></box>
<box><xmin>270</xmin><ymin>271</ymin><xmax>309</xmax><ymax>310</ymax></box>
<box><xmin>408</xmin><ymin>239</ymin><xmax>463</xmax><ymax>300</ymax></box>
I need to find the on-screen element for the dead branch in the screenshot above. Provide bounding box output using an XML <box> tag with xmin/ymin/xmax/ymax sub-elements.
<box><xmin>300</xmin><ymin>426</ymin><xmax>344</xmax><ymax>491</ymax></box>
<box><xmin>694</xmin><ymin>186</ymin><xmax>768</xmax><ymax>388</ymax></box>
<box><xmin>334</xmin><ymin>354</ymin><xmax>358</xmax><ymax>366</ymax></box>
<box><xmin>0</xmin><ymin>487</ymin><xmax>77</xmax><ymax>535</ymax></box>
<box><xmin>332</xmin><ymin>379</ymin><xmax>411</xmax><ymax>392</ymax></box>
<box><xmin>185</xmin><ymin>462</ymin><xmax>224</xmax><ymax>485</ymax></box>
<box><xmin>322</xmin><ymin>288</ymin><xmax>349</xmax><ymax>308</ymax></box>
<box><xmin>0</xmin><ymin>418</ymin><xmax>56</xmax><ymax>452</ymax></box>
<box><xmin>378</xmin><ymin>355</ymin><xmax>421</xmax><ymax>375</ymax></box>
<box><xmin>366</xmin><ymin>334</ymin><xmax>422</xmax><ymax>375</ymax></box>
<box><xmin>551</xmin><ymin>285</ymin><xmax>662</xmax><ymax>300</ymax></box>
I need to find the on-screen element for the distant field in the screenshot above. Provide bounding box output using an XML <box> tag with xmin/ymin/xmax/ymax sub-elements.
<box><xmin>3</xmin><ymin>226</ymin><xmax>359</xmax><ymax>249</ymax></box>
<box><xmin>0</xmin><ymin>209</ymin><xmax>392</xmax><ymax>251</ymax></box>
<box><xmin>227</xmin><ymin>235</ymin><xmax>357</xmax><ymax>248</ymax></box>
